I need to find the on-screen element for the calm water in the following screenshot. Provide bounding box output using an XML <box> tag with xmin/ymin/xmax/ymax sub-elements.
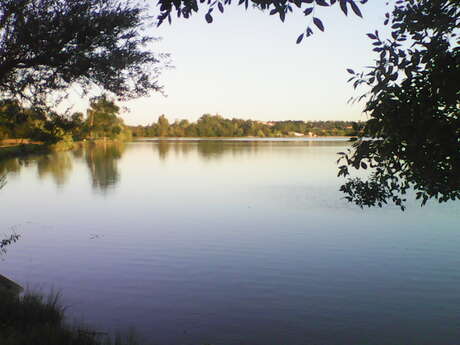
<box><xmin>1</xmin><ymin>139</ymin><xmax>459</xmax><ymax>345</ymax></box>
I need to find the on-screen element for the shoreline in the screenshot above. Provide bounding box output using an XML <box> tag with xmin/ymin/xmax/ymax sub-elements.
<box><xmin>134</xmin><ymin>135</ymin><xmax>353</xmax><ymax>140</ymax></box>
<box><xmin>0</xmin><ymin>136</ymin><xmax>353</xmax><ymax>161</ymax></box>
<box><xmin>0</xmin><ymin>139</ymin><xmax>125</xmax><ymax>161</ymax></box>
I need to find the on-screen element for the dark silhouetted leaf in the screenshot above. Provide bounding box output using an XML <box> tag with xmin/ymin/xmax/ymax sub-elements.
<box><xmin>313</xmin><ymin>17</ymin><xmax>324</xmax><ymax>31</ymax></box>
<box><xmin>315</xmin><ymin>0</ymin><xmax>329</xmax><ymax>6</ymax></box>
<box><xmin>349</xmin><ymin>0</ymin><xmax>362</xmax><ymax>17</ymax></box>
<box><xmin>339</xmin><ymin>0</ymin><xmax>348</xmax><ymax>15</ymax></box>
<box><xmin>296</xmin><ymin>33</ymin><xmax>304</xmax><ymax>44</ymax></box>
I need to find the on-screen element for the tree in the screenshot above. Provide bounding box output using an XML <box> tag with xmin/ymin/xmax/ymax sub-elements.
<box><xmin>0</xmin><ymin>0</ymin><xmax>167</xmax><ymax>108</ymax></box>
<box><xmin>69</xmin><ymin>112</ymin><xmax>86</xmax><ymax>140</ymax></box>
<box><xmin>156</xmin><ymin>0</ymin><xmax>367</xmax><ymax>42</ymax></box>
<box><xmin>0</xmin><ymin>100</ymin><xmax>28</xmax><ymax>140</ymax></box>
<box><xmin>86</xmin><ymin>95</ymin><xmax>129</xmax><ymax>140</ymax></box>
<box><xmin>129</xmin><ymin>115</ymin><xmax>360</xmax><ymax>138</ymax></box>
<box><xmin>157</xmin><ymin>115</ymin><xmax>170</xmax><ymax>137</ymax></box>
<box><xmin>338</xmin><ymin>0</ymin><xmax>459</xmax><ymax>210</ymax></box>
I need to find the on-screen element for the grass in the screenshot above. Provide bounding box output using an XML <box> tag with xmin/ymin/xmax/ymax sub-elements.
<box><xmin>0</xmin><ymin>289</ymin><xmax>146</xmax><ymax>345</ymax></box>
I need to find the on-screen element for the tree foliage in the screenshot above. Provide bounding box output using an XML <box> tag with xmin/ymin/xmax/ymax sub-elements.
<box><xmin>338</xmin><ymin>0</ymin><xmax>460</xmax><ymax>210</ymax></box>
<box><xmin>155</xmin><ymin>0</ymin><xmax>368</xmax><ymax>42</ymax></box>
<box><xmin>86</xmin><ymin>95</ymin><xmax>130</xmax><ymax>140</ymax></box>
<box><xmin>0</xmin><ymin>99</ymin><xmax>78</xmax><ymax>144</ymax></box>
<box><xmin>0</xmin><ymin>0</ymin><xmax>167</xmax><ymax>107</ymax></box>
<box><xmin>0</xmin><ymin>96</ymin><xmax>131</xmax><ymax>144</ymax></box>
<box><xmin>130</xmin><ymin>114</ymin><xmax>361</xmax><ymax>137</ymax></box>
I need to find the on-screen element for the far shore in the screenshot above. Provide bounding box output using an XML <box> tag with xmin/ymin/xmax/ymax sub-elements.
<box><xmin>134</xmin><ymin>136</ymin><xmax>353</xmax><ymax>140</ymax></box>
<box><xmin>0</xmin><ymin>136</ymin><xmax>354</xmax><ymax>160</ymax></box>
<box><xmin>0</xmin><ymin>138</ymin><xmax>124</xmax><ymax>160</ymax></box>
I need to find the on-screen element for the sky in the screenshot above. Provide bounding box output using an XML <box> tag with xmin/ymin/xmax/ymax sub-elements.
<box><xmin>71</xmin><ymin>1</ymin><xmax>391</xmax><ymax>126</ymax></box>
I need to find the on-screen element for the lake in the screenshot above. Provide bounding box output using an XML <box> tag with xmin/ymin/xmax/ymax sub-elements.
<box><xmin>1</xmin><ymin>139</ymin><xmax>459</xmax><ymax>345</ymax></box>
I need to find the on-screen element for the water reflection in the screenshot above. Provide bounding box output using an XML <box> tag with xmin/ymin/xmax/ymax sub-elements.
<box><xmin>1</xmin><ymin>152</ymin><xmax>73</xmax><ymax>187</ymax></box>
<box><xmin>84</xmin><ymin>142</ymin><xmax>125</xmax><ymax>193</ymax></box>
<box><xmin>157</xmin><ymin>140</ymin><xmax>172</xmax><ymax>160</ymax></box>
<box><xmin>0</xmin><ymin>139</ymin><xmax>349</xmax><ymax>192</ymax></box>
<box><xmin>71</xmin><ymin>144</ymin><xmax>85</xmax><ymax>159</ymax></box>
<box><xmin>1</xmin><ymin>138</ymin><xmax>460</xmax><ymax>345</ymax></box>
<box><xmin>36</xmin><ymin>152</ymin><xmax>73</xmax><ymax>186</ymax></box>
<box><xmin>197</xmin><ymin>141</ymin><xmax>240</xmax><ymax>159</ymax></box>
<box><xmin>150</xmin><ymin>139</ymin><xmax>346</xmax><ymax>161</ymax></box>
<box><xmin>0</xmin><ymin>159</ymin><xmax>21</xmax><ymax>176</ymax></box>
<box><xmin>0</xmin><ymin>142</ymin><xmax>125</xmax><ymax>192</ymax></box>
<box><xmin>155</xmin><ymin>140</ymin><xmax>233</xmax><ymax>160</ymax></box>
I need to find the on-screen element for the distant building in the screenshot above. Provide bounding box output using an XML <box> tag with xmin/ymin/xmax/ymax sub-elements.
<box><xmin>258</xmin><ymin>121</ymin><xmax>276</xmax><ymax>127</ymax></box>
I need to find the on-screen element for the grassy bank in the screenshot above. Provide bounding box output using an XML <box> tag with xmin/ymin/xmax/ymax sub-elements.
<box><xmin>0</xmin><ymin>289</ymin><xmax>145</xmax><ymax>345</ymax></box>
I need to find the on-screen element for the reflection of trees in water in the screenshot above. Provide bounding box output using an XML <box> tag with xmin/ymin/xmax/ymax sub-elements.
<box><xmin>173</xmin><ymin>141</ymin><xmax>194</xmax><ymax>157</ymax></box>
<box><xmin>0</xmin><ymin>158</ymin><xmax>23</xmax><ymax>176</ymax></box>
<box><xmin>197</xmin><ymin>141</ymin><xmax>227</xmax><ymax>158</ymax></box>
<box><xmin>84</xmin><ymin>142</ymin><xmax>125</xmax><ymax>192</ymax></box>
<box><xmin>71</xmin><ymin>144</ymin><xmax>84</xmax><ymax>159</ymax></box>
<box><xmin>157</xmin><ymin>140</ymin><xmax>171</xmax><ymax>160</ymax></box>
<box><xmin>0</xmin><ymin>152</ymin><xmax>73</xmax><ymax>186</ymax></box>
<box><xmin>152</xmin><ymin>140</ymin><xmax>349</xmax><ymax>160</ymax></box>
<box><xmin>155</xmin><ymin>141</ymin><xmax>194</xmax><ymax>160</ymax></box>
<box><xmin>0</xmin><ymin>140</ymin><xmax>349</xmax><ymax>191</ymax></box>
<box><xmin>153</xmin><ymin>140</ymin><xmax>255</xmax><ymax>160</ymax></box>
<box><xmin>0</xmin><ymin>141</ymin><xmax>126</xmax><ymax>190</ymax></box>
<box><xmin>36</xmin><ymin>152</ymin><xmax>73</xmax><ymax>186</ymax></box>
<box><xmin>151</xmin><ymin>139</ymin><xmax>350</xmax><ymax>161</ymax></box>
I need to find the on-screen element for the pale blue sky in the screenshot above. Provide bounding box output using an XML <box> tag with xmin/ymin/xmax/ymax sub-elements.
<box><xmin>73</xmin><ymin>1</ymin><xmax>391</xmax><ymax>125</ymax></box>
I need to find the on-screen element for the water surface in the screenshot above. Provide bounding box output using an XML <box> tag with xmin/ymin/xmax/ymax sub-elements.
<box><xmin>1</xmin><ymin>139</ymin><xmax>459</xmax><ymax>345</ymax></box>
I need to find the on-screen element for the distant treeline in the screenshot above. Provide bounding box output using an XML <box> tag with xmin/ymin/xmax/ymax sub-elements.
<box><xmin>1</xmin><ymin>99</ymin><xmax>362</xmax><ymax>147</ymax></box>
<box><xmin>129</xmin><ymin>114</ymin><xmax>363</xmax><ymax>138</ymax></box>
